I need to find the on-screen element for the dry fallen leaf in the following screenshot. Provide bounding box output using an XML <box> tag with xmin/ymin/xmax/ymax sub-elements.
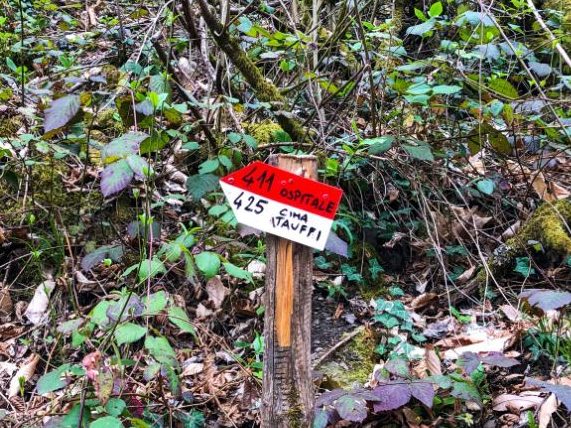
<box><xmin>443</xmin><ymin>335</ymin><xmax>514</xmax><ymax>360</ymax></box>
<box><xmin>410</xmin><ymin>293</ymin><xmax>438</xmax><ymax>310</ymax></box>
<box><xmin>24</xmin><ymin>280</ymin><xmax>56</xmax><ymax>325</ymax></box>
<box><xmin>531</xmin><ymin>171</ymin><xmax>571</xmax><ymax>202</ymax></box>
<box><xmin>0</xmin><ymin>287</ymin><xmax>13</xmax><ymax>317</ymax></box>
<box><xmin>538</xmin><ymin>393</ymin><xmax>558</xmax><ymax>428</ymax></box>
<box><xmin>492</xmin><ymin>392</ymin><xmax>544</xmax><ymax>412</ymax></box>
<box><xmin>425</xmin><ymin>345</ymin><xmax>442</xmax><ymax>376</ymax></box>
<box><xmin>206</xmin><ymin>277</ymin><xmax>229</xmax><ymax>309</ymax></box>
<box><xmin>8</xmin><ymin>353</ymin><xmax>40</xmax><ymax>398</ymax></box>
<box><xmin>182</xmin><ymin>362</ymin><xmax>205</xmax><ymax>377</ymax></box>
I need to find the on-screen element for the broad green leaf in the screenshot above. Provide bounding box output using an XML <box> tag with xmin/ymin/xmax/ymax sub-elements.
<box><xmin>186</xmin><ymin>174</ymin><xmax>220</xmax><ymax>201</ymax></box>
<box><xmin>428</xmin><ymin>1</ymin><xmax>443</xmax><ymax>17</ymax></box>
<box><xmin>467</xmin><ymin>122</ymin><xmax>511</xmax><ymax>155</ymax></box>
<box><xmin>402</xmin><ymin>144</ymin><xmax>434</xmax><ymax>161</ymax></box>
<box><xmin>335</xmin><ymin>395</ymin><xmax>368</xmax><ymax>422</ymax></box>
<box><xmin>101</xmin><ymin>160</ymin><xmax>134</xmax><ymax>197</ymax></box>
<box><xmin>90</xmin><ymin>300</ymin><xmax>111</xmax><ymax>327</ymax></box>
<box><xmin>414</xmin><ymin>8</ymin><xmax>427</xmax><ymax>21</ymax></box>
<box><xmin>37</xmin><ymin>363</ymin><xmax>78</xmax><ymax>394</ymax></box>
<box><xmin>218</xmin><ymin>155</ymin><xmax>233</xmax><ymax>169</ymax></box>
<box><xmin>236</xmin><ymin>16</ymin><xmax>253</xmax><ymax>33</ymax></box>
<box><xmin>57</xmin><ymin>318</ymin><xmax>84</xmax><ymax>335</ymax></box>
<box><xmin>145</xmin><ymin>335</ymin><xmax>178</xmax><ymax>366</ymax></box>
<box><xmin>126</xmin><ymin>154</ymin><xmax>152</xmax><ymax>179</ymax></box>
<box><xmin>404</xmin><ymin>94</ymin><xmax>430</xmax><ymax>105</ymax></box>
<box><xmin>488</xmin><ymin>77</ymin><xmax>518</xmax><ymax>99</ymax></box>
<box><xmin>105</xmin><ymin>398</ymin><xmax>126</xmax><ymax>417</ymax></box>
<box><xmin>451</xmin><ymin>380</ymin><xmax>482</xmax><ymax>404</ymax></box>
<box><xmin>476</xmin><ymin>179</ymin><xmax>495</xmax><ymax>195</ymax></box>
<box><xmin>101</xmin><ymin>132</ymin><xmax>148</xmax><ymax>164</ymax></box>
<box><xmin>406</xmin><ymin>19</ymin><xmax>435</xmax><ymax>36</ymax></box>
<box><xmin>159</xmin><ymin>242</ymin><xmax>182</xmax><ymax>262</ymax></box>
<box><xmin>223</xmin><ymin>262</ymin><xmax>253</xmax><ymax>282</ymax></box>
<box><xmin>208</xmin><ymin>204</ymin><xmax>229</xmax><ymax>217</ymax></box>
<box><xmin>178</xmin><ymin>410</ymin><xmax>205</xmax><ymax>428</ymax></box>
<box><xmin>227</xmin><ymin>132</ymin><xmax>242</xmax><ymax>144</ymax></box>
<box><xmin>528</xmin><ymin>62</ymin><xmax>552</xmax><ymax>77</ymax></box>
<box><xmin>407</xmin><ymin>83</ymin><xmax>432</xmax><ymax>95</ymax></box>
<box><xmin>89</xmin><ymin>416</ymin><xmax>124</xmax><ymax>428</ymax></box>
<box><xmin>142</xmin><ymin>290</ymin><xmax>168</xmax><ymax>315</ymax></box>
<box><xmin>168</xmin><ymin>306</ymin><xmax>196</xmax><ymax>336</ymax></box>
<box><xmin>242</xmin><ymin>134</ymin><xmax>257</xmax><ymax>148</ymax></box>
<box><xmin>138</xmin><ymin>257</ymin><xmax>166</xmax><ymax>282</ymax></box>
<box><xmin>432</xmin><ymin>85</ymin><xmax>462</xmax><ymax>95</ymax></box>
<box><xmin>140</xmin><ymin>131</ymin><xmax>169</xmax><ymax>154</ymax></box>
<box><xmin>114</xmin><ymin>322</ymin><xmax>147</xmax><ymax>345</ymax></box>
<box><xmin>195</xmin><ymin>251</ymin><xmax>220</xmax><ymax>278</ymax></box>
<box><xmin>362</xmin><ymin>136</ymin><xmax>395</xmax><ymax>154</ymax></box>
<box><xmin>198</xmin><ymin>159</ymin><xmax>220</xmax><ymax>174</ymax></box>
<box><xmin>44</xmin><ymin>95</ymin><xmax>81</xmax><ymax>134</ymax></box>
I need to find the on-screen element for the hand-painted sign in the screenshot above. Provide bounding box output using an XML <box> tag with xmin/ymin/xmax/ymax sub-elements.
<box><xmin>220</xmin><ymin>161</ymin><xmax>343</xmax><ymax>250</ymax></box>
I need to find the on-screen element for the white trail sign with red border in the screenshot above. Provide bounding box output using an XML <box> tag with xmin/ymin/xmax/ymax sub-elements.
<box><xmin>220</xmin><ymin>161</ymin><xmax>343</xmax><ymax>250</ymax></box>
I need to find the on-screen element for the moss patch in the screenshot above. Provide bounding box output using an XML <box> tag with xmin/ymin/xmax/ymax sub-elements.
<box><xmin>242</xmin><ymin>121</ymin><xmax>283</xmax><ymax>145</ymax></box>
<box><xmin>507</xmin><ymin>199</ymin><xmax>571</xmax><ymax>254</ymax></box>
<box><xmin>319</xmin><ymin>327</ymin><xmax>377</xmax><ymax>389</ymax></box>
<box><xmin>477</xmin><ymin>200</ymin><xmax>571</xmax><ymax>284</ymax></box>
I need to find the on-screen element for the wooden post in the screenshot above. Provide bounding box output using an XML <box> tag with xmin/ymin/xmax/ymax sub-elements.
<box><xmin>262</xmin><ymin>154</ymin><xmax>316</xmax><ymax>427</ymax></box>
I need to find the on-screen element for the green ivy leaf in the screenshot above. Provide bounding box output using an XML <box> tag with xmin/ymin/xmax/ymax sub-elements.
<box><xmin>514</xmin><ymin>257</ymin><xmax>535</xmax><ymax>278</ymax></box>
<box><xmin>177</xmin><ymin>410</ymin><xmax>205</xmax><ymax>428</ymax></box>
<box><xmin>195</xmin><ymin>251</ymin><xmax>221</xmax><ymax>278</ymax></box>
<box><xmin>114</xmin><ymin>322</ymin><xmax>147</xmax><ymax>345</ymax></box>
<box><xmin>476</xmin><ymin>179</ymin><xmax>495</xmax><ymax>195</ymax></box>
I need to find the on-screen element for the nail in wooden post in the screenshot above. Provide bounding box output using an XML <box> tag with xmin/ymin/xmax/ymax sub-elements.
<box><xmin>262</xmin><ymin>154</ymin><xmax>316</xmax><ymax>427</ymax></box>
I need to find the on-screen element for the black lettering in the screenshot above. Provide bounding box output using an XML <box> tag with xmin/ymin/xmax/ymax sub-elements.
<box><xmin>245</xmin><ymin>196</ymin><xmax>255</xmax><ymax>212</ymax></box>
<box><xmin>326</xmin><ymin>202</ymin><xmax>334</xmax><ymax>213</ymax></box>
<box><xmin>242</xmin><ymin>167</ymin><xmax>256</xmax><ymax>187</ymax></box>
<box><xmin>255</xmin><ymin>199</ymin><xmax>268</xmax><ymax>214</ymax></box>
<box><xmin>280</xmin><ymin>208</ymin><xmax>287</xmax><ymax>216</ymax></box>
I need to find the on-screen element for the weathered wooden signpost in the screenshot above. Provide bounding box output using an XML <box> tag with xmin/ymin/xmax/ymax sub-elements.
<box><xmin>221</xmin><ymin>155</ymin><xmax>343</xmax><ymax>427</ymax></box>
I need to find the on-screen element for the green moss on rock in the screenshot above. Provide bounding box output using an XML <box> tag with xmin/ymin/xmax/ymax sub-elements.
<box><xmin>242</xmin><ymin>121</ymin><xmax>283</xmax><ymax>145</ymax></box>
<box><xmin>477</xmin><ymin>200</ymin><xmax>571</xmax><ymax>284</ymax></box>
<box><xmin>319</xmin><ymin>327</ymin><xmax>377</xmax><ymax>388</ymax></box>
<box><xmin>507</xmin><ymin>199</ymin><xmax>571</xmax><ymax>254</ymax></box>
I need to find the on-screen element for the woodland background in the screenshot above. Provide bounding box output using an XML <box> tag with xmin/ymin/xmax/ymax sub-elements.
<box><xmin>1</xmin><ymin>0</ymin><xmax>571</xmax><ymax>426</ymax></box>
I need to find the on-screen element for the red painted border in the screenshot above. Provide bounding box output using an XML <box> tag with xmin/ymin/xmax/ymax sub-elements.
<box><xmin>220</xmin><ymin>161</ymin><xmax>343</xmax><ymax>219</ymax></box>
